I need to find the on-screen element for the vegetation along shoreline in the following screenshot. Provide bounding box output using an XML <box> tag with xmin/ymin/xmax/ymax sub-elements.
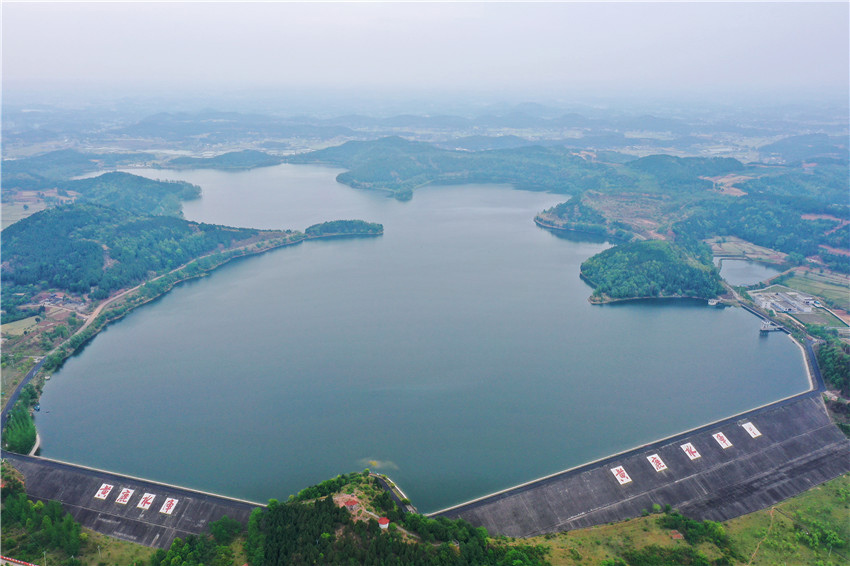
<box><xmin>1</xmin><ymin>218</ymin><xmax>382</xmax><ymax>457</ymax></box>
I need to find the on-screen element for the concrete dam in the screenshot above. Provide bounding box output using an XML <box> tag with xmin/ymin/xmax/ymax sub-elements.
<box><xmin>432</xmin><ymin>393</ymin><xmax>850</xmax><ymax>537</ymax></box>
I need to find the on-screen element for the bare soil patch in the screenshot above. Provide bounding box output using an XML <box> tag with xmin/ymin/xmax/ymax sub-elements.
<box><xmin>701</xmin><ymin>173</ymin><xmax>751</xmax><ymax>197</ymax></box>
<box><xmin>587</xmin><ymin>192</ymin><xmax>674</xmax><ymax>240</ymax></box>
<box><xmin>819</xmin><ymin>244</ymin><xmax>850</xmax><ymax>257</ymax></box>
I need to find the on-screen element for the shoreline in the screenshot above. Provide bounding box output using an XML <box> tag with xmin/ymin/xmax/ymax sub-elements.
<box><xmin>53</xmin><ymin>234</ymin><xmax>307</xmax><ymax>361</ymax></box>
<box><xmin>41</xmin><ymin>230</ymin><xmax>381</xmax><ymax>377</ymax></box>
<box><xmin>304</xmin><ymin>230</ymin><xmax>383</xmax><ymax>240</ymax></box>
<box><xmin>714</xmin><ymin>255</ymin><xmax>787</xmax><ymax>269</ymax></box>
<box><xmin>587</xmin><ymin>293</ymin><xmax>717</xmax><ymax>305</ymax></box>
<box><xmin>790</xmin><ymin>333</ymin><xmax>816</xmax><ymax>391</ymax></box>
<box><xmin>1</xmin><ymin>229</ymin><xmax>381</xmax><ymax>440</ymax></box>
<box><xmin>7</xmin><ymin>217</ymin><xmax>825</xmax><ymax>522</ymax></box>
<box><xmin>533</xmin><ymin>215</ymin><xmax>628</xmax><ymax>242</ymax></box>
<box><xmin>579</xmin><ymin>271</ymin><xmax>718</xmax><ymax>305</ymax></box>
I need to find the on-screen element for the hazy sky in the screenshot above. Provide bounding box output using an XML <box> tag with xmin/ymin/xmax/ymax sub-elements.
<box><xmin>2</xmin><ymin>1</ymin><xmax>848</xmax><ymax>105</ymax></box>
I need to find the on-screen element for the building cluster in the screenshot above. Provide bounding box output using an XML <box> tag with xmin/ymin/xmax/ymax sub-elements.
<box><xmin>340</xmin><ymin>497</ymin><xmax>391</xmax><ymax>530</ymax></box>
<box><xmin>36</xmin><ymin>292</ymin><xmax>86</xmax><ymax>312</ymax></box>
<box><xmin>750</xmin><ymin>289</ymin><xmax>818</xmax><ymax>314</ymax></box>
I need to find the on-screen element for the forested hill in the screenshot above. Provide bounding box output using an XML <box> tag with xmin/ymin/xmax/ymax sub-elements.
<box><xmin>286</xmin><ymin>136</ymin><xmax>442</xmax><ymax>168</ymax></box>
<box><xmin>1</xmin><ymin>149</ymin><xmax>154</xmax><ymax>190</ymax></box>
<box><xmin>2</xmin><ymin>152</ymin><xmax>200</xmax><ymax>217</ymax></box>
<box><xmin>60</xmin><ymin>172</ymin><xmax>201</xmax><ymax>217</ymax></box>
<box><xmin>241</xmin><ymin>472</ymin><xmax>548</xmax><ymax>566</ymax></box>
<box><xmin>625</xmin><ymin>154</ymin><xmax>745</xmax><ymax>192</ymax></box>
<box><xmin>284</xmin><ymin>137</ymin><xmax>761</xmax><ymax>201</ymax></box>
<box><xmin>285</xmin><ymin>136</ymin><xmax>628</xmax><ymax>200</ymax></box>
<box><xmin>580</xmin><ymin>240</ymin><xmax>723</xmax><ymax>302</ymax></box>
<box><xmin>0</xmin><ymin>203</ymin><xmax>282</xmax><ymax>321</ymax></box>
<box><xmin>166</xmin><ymin>150</ymin><xmax>284</xmax><ymax>170</ymax></box>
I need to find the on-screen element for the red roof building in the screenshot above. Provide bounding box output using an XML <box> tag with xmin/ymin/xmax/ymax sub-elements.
<box><xmin>344</xmin><ymin>499</ymin><xmax>359</xmax><ymax>510</ymax></box>
<box><xmin>378</xmin><ymin>517</ymin><xmax>390</xmax><ymax>529</ymax></box>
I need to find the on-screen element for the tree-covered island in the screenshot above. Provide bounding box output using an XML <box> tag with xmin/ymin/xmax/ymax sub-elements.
<box><xmin>305</xmin><ymin>219</ymin><xmax>383</xmax><ymax>238</ymax></box>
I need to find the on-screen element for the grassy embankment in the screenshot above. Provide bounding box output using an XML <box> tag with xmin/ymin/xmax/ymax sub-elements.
<box><xmin>519</xmin><ymin>473</ymin><xmax>850</xmax><ymax>566</ymax></box>
<box><xmin>0</xmin><ymin>317</ymin><xmax>40</xmax><ymax>336</ymax></box>
<box><xmin>1</xmin><ymin>189</ymin><xmax>78</xmax><ymax>229</ymax></box>
<box><xmin>2</xmin><ymin>203</ymin><xmax>47</xmax><ymax>229</ymax></box>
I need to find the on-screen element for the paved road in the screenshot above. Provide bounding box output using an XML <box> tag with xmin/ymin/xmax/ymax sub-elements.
<box><xmin>372</xmin><ymin>474</ymin><xmax>418</xmax><ymax>514</ymax></box>
<box><xmin>1</xmin><ymin>357</ymin><xmax>46</xmax><ymax>423</ymax></box>
<box><xmin>804</xmin><ymin>338</ymin><xmax>826</xmax><ymax>390</ymax></box>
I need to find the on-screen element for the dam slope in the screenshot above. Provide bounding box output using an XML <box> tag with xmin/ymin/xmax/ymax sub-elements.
<box><xmin>1</xmin><ymin>452</ymin><xmax>261</xmax><ymax>549</ymax></box>
<box><xmin>435</xmin><ymin>394</ymin><xmax>850</xmax><ymax>537</ymax></box>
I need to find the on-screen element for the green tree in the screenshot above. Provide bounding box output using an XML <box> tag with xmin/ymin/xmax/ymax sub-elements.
<box><xmin>209</xmin><ymin>515</ymin><xmax>243</xmax><ymax>545</ymax></box>
<box><xmin>3</xmin><ymin>402</ymin><xmax>37</xmax><ymax>454</ymax></box>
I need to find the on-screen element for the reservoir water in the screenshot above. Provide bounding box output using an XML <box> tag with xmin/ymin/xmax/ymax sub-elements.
<box><xmin>718</xmin><ymin>258</ymin><xmax>784</xmax><ymax>287</ymax></box>
<box><xmin>36</xmin><ymin>165</ymin><xmax>809</xmax><ymax>512</ymax></box>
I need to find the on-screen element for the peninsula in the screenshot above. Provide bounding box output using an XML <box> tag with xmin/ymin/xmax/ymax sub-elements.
<box><xmin>580</xmin><ymin>240</ymin><xmax>723</xmax><ymax>303</ymax></box>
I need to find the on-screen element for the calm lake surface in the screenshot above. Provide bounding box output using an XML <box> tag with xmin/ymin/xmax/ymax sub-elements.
<box><xmin>37</xmin><ymin>165</ymin><xmax>809</xmax><ymax>512</ymax></box>
<box><xmin>718</xmin><ymin>258</ymin><xmax>784</xmax><ymax>286</ymax></box>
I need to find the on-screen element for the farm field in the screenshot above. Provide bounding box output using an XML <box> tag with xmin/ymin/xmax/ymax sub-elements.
<box><xmin>1</xmin><ymin>202</ymin><xmax>47</xmax><ymax>229</ymax></box>
<box><xmin>793</xmin><ymin>310</ymin><xmax>847</xmax><ymax>328</ymax></box>
<box><xmin>0</xmin><ymin>316</ymin><xmax>40</xmax><ymax>336</ymax></box>
<box><xmin>705</xmin><ymin>236</ymin><xmax>787</xmax><ymax>264</ymax></box>
<box><xmin>782</xmin><ymin>269</ymin><xmax>850</xmax><ymax>312</ymax></box>
<box><xmin>1</xmin><ymin>189</ymin><xmax>77</xmax><ymax>229</ymax></box>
